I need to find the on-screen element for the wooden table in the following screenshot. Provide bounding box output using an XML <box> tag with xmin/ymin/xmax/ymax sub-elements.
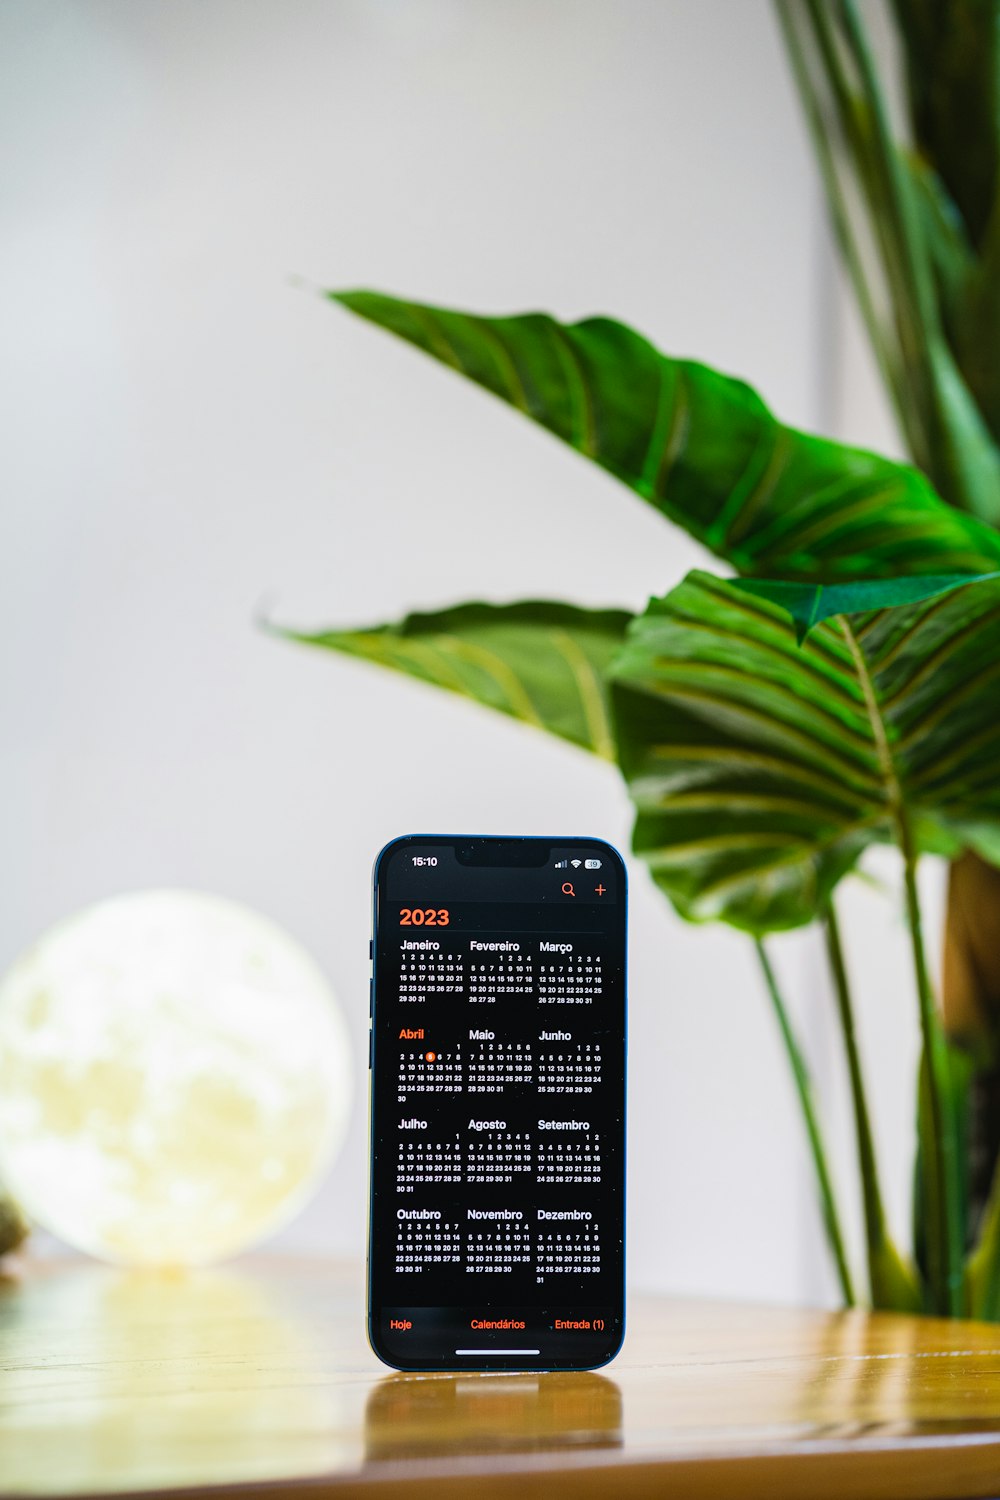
<box><xmin>2</xmin><ymin>1258</ymin><xmax>1000</xmax><ymax>1499</ymax></box>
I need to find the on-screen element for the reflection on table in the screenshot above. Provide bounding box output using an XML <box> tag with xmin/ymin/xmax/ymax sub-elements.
<box><xmin>364</xmin><ymin>1369</ymin><xmax>622</xmax><ymax>1464</ymax></box>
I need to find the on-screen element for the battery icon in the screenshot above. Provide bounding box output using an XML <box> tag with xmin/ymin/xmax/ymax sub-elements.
<box><xmin>584</xmin><ymin>858</ymin><xmax>602</xmax><ymax>869</ymax></box>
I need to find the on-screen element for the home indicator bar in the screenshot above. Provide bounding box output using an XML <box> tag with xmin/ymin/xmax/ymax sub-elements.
<box><xmin>455</xmin><ymin>1348</ymin><xmax>542</xmax><ymax>1356</ymax></box>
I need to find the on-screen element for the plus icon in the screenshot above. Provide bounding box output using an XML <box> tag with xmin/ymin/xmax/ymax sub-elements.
<box><xmin>594</xmin><ymin>883</ymin><xmax>606</xmax><ymax>896</ymax></box>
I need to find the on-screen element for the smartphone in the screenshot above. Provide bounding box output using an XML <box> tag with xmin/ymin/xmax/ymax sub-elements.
<box><xmin>368</xmin><ymin>834</ymin><xmax>626</xmax><ymax>1372</ymax></box>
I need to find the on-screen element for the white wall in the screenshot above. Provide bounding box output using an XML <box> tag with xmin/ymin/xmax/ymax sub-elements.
<box><xmin>1</xmin><ymin>0</ymin><xmax>856</xmax><ymax>1302</ymax></box>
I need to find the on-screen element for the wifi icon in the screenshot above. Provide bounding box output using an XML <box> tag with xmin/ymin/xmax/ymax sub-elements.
<box><xmin>570</xmin><ymin>859</ymin><xmax>582</xmax><ymax>868</ymax></box>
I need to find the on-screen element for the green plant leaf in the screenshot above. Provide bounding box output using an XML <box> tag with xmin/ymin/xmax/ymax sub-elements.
<box><xmin>330</xmin><ymin>290</ymin><xmax>1000</xmax><ymax>577</ymax></box>
<box><xmin>955</xmin><ymin>198</ymin><xmax>1000</xmax><ymax>449</ymax></box>
<box><xmin>734</xmin><ymin>570</ymin><xmax>1000</xmax><ymax>642</ymax></box>
<box><xmin>906</xmin><ymin>152</ymin><xmax>975</xmax><ymax>323</ymax></box>
<box><xmin>777</xmin><ymin>2</ymin><xmax>1000</xmax><ymax>526</ymax></box>
<box><xmin>892</xmin><ymin>0</ymin><xmax>1000</xmax><ymax>252</ymax></box>
<box><xmin>268</xmin><ymin>600</ymin><xmax>632</xmax><ymax>760</ymax></box>
<box><xmin>610</xmin><ymin>570</ymin><xmax>1000</xmax><ymax>933</ymax></box>
<box><xmin>901</xmin><ymin>155</ymin><xmax>1000</xmax><ymax>524</ymax></box>
<box><xmin>924</xmin><ymin>339</ymin><xmax>1000</xmax><ymax>526</ymax></box>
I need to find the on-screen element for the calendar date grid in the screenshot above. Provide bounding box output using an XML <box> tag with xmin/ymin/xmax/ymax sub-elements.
<box><xmin>375</xmin><ymin>914</ymin><xmax>622</xmax><ymax>1304</ymax></box>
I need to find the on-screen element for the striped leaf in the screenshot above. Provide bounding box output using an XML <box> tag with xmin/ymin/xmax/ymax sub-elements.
<box><xmin>734</xmin><ymin>571</ymin><xmax>1000</xmax><ymax>642</ymax></box>
<box><xmin>271</xmin><ymin>601</ymin><xmax>631</xmax><ymax>760</ymax></box>
<box><xmin>331</xmin><ymin>290</ymin><xmax>1000</xmax><ymax>579</ymax></box>
<box><xmin>610</xmin><ymin>571</ymin><xmax>1000</xmax><ymax>933</ymax></box>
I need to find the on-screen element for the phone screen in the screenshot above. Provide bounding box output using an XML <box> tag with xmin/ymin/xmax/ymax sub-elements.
<box><xmin>368</xmin><ymin>835</ymin><xmax>626</xmax><ymax>1371</ymax></box>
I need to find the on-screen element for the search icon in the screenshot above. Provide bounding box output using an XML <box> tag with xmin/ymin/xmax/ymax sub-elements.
<box><xmin>561</xmin><ymin>881</ymin><xmax>576</xmax><ymax>897</ymax></box>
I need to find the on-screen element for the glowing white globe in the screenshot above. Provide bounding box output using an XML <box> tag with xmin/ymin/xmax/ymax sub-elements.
<box><xmin>0</xmin><ymin>890</ymin><xmax>352</xmax><ymax>1267</ymax></box>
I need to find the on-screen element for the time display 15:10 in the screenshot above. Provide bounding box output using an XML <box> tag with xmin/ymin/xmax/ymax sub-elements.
<box><xmin>399</xmin><ymin>908</ymin><xmax>450</xmax><ymax>927</ymax></box>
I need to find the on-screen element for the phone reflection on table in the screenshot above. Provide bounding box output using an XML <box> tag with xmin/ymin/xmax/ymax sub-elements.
<box><xmin>364</xmin><ymin>1370</ymin><xmax>623</xmax><ymax>1464</ymax></box>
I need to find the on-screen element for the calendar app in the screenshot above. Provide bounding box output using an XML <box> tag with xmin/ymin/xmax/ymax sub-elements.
<box><xmin>368</xmin><ymin>837</ymin><xmax>626</xmax><ymax>1372</ymax></box>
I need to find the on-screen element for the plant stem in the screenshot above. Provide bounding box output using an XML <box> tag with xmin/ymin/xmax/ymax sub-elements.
<box><xmin>0</xmin><ymin>1190</ymin><xmax>28</xmax><ymax>1258</ymax></box>
<box><xmin>968</xmin><ymin>1144</ymin><xmax>1000</xmax><ymax>1320</ymax></box>
<box><xmin>833</xmin><ymin>614</ymin><xmax>928</xmax><ymax>1312</ymax></box>
<box><xmin>754</xmin><ymin>938</ymin><xmax>855</xmax><ymax>1307</ymax></box>
<box><xmin>900</xmin><ymin>823</ymin><xmax>964</xmax><ymax>1314</ymax></box>
<box><xmin>823</xmin><ymin>904</ymin><xmax>891</xmax><ymax>1293</ymax></box>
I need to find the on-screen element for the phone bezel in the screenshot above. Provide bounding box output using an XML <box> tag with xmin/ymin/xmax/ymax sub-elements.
<box><xmin>366</xmin><ymin>833</ymin><xmax>628</xmax><ymax>1373</ymax></box>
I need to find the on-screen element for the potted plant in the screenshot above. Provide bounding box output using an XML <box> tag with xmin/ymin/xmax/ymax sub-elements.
<box><xmin>274</xmin><ymin>0</ymin><xmax>1000</xmax><ymax>1320</ymax></box>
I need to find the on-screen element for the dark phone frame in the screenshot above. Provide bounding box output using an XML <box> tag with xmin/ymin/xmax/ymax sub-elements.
<box><xmin>367</xmin><ymin>833</ymin><xmax>628</xmax><ymax>1373</ymax></box>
